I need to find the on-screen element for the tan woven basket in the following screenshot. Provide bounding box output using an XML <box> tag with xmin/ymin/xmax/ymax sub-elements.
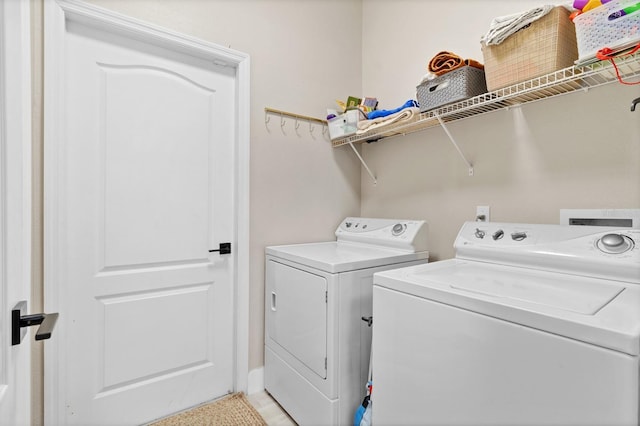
<box><xmin>481</xmin><ymin>6</ymin><xmax>578</xmax><ymax>91</ymax></box>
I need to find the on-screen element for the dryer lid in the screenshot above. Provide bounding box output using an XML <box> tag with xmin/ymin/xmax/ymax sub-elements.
<box><xmin>266</xmin><ymin>241</ymin><xmax>428</xmax><ymax>273</ymax></box>
<box><xmin>374</xmin><ymin>260</ymin><xmax>640</xmax><ymax>356</ymax></box>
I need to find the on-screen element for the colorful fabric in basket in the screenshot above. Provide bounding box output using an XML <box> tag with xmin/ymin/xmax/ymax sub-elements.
<box><xmin>573</xmin><ymin>0</ymin><xmax>612</xmax><ymax>12</ymax></box>
<box><xmin>428</xmin><ymin>51</ymin><xmax>484</xmax><ymax>76</ymax></box>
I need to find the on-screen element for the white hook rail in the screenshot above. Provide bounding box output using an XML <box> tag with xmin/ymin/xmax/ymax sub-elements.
<box><xmin>265</xmin><ymin>107</ymin><xmax>327</xmax><ymax>137</ymax></box>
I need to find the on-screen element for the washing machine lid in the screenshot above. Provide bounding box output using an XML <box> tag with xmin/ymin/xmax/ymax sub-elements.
<box><xmin>266</xmin><ymin>241</ymin><xmax>428</xmax><ymax>273</ymax></box>
<box><xmin>374</xmin><ymin>259</ymin><xmax>640</xmax><ymax>356</ymax></box>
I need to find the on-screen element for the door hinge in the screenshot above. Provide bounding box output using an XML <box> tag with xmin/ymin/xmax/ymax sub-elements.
<box><xmin>325</xmin><ymin>291</ymin><xmax>328</xmax><ymax>303</ymax></box>
<box><xmin>325</xmin><ymin>357</ymin><xmax>327</xmax><ymax>370</ymax></box>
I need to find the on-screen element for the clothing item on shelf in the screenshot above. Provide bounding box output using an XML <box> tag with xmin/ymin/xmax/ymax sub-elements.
<box><xmin>428</xmin><ymin>51</ymin><xmax>484</xmax><ymax>76</ymax></box>
<box><xmin>367</xmin><ymin>99</ymin><xmax>417</xmax><ymax>120</ymax></box>
<box><xmin>482</xmin><ymin>5</ymin><xmax>555</xmax><ymax>46</ymax></box>
<box><xmin>356</xmin><ymin>107</ymin><xmax>420</xmax><ymax>134</ymax></box>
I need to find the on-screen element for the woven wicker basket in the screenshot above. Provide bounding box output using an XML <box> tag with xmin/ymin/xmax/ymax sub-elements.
<box><xmin>416</xmin><ymin>66</ymin><xmax>487</xmax><ymax>112</ymax></box>
<box><xmin>481</xmin><ymin>6</ymin><xmax>578</xmax><ymax>91</ymax></box>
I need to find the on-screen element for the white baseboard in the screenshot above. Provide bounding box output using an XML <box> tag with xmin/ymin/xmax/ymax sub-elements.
<box><xmin>247</xmin><ymin>366</ymin><xmax>264</xmax><ymax>395</ymax></box>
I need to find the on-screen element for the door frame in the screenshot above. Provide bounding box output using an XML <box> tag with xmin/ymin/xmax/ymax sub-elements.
<box><xmin>43</xmin><ymin>0</ymin><xmax>250</xmax><ymax>422</ymax></box>
<box><xmin>0</xmin><ymin>0</ymin><xmax>32</xmax><ymax>423</ymax></box>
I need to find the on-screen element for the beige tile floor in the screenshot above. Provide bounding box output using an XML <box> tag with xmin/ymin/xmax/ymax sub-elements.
<box><xmin>247</xmin><ymin>391</ymin><xmax>297</xmax><ymax>426</ymax></box>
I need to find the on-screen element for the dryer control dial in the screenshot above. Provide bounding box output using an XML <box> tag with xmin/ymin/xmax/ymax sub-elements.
<box><xmin>597</xmin><ymin>233</ymin><xmax>634</xmax><ymax>254</ymax></box>
<box><xmin>392</xmin><ymin>223</ymin><xmax>406</xmax><ymax>236</ymax></box>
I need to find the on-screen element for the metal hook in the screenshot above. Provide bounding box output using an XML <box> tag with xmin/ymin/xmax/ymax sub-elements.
<box><xmin>632</xmin><ymin>97</ymin><xmax>640</xmax><ymax>112</ymax></box>
<box><xmin>322</xmin><ymin>125</ymin><xmax>328</xmax><ymax>137</ymax></box>
<box><xmin>295</xmin><ymin>118</ymin><xmax>300</xmax><ymax>131</ymax></box>
<box><xmin>265</xmin><ymin>113</ymin><xmax>271</xmax><ymax>125</ymax></box>
<box><xmin>280</xmin><ymin>113</ymin><xmax>286</xmax><ymax>129</ymax></box>
<box><xmin>309</xmin><ymin>122</ymin><xmax>315</xmax><ymax>137</ymax></box>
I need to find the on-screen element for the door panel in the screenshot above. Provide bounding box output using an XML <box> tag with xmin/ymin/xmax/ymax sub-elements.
<box><xmin>100</xmin><ymin>284</ymin><xmax>212</xmax><ymax>389</ymax></box>
<box><xmin>99</xmin><ymin>64</ymin><xmax>214</xmax><ymax>268</ymax></box>
<box><xmin>46</xmin><ymin>5</ymin><xmax>237</xmax><ymax>424</ymax></box>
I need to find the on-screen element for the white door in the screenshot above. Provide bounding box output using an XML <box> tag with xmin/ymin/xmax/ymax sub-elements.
<box><xmin>0</xmin><ymin>1</ymin><xmax>32</xmax><ymax>425</ymax></box>
<box><xmin>44</xmin><ymin>2</ymin><xmax>249</xmax><ymax>424</ymax></box>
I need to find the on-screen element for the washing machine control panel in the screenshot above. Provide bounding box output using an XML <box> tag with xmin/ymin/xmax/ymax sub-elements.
<box><xmin>456</xmin><ymin>221</ymin><xmax>640</xmax><ymax>283</ymax></box>
<box><xmin>336</xmin><ymin>217</ymin><xmax>428</xmax><ymax>252</ymax></box>
<box><xmin>474</xmin><ymin>228</ymin><xmax>529</xmax><ymax>242</ymax></box>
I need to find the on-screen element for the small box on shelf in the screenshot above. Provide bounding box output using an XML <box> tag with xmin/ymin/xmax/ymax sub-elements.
<box><xmin>328</xmin><ymin>109</ymin><xmax>362</xmax><ymax>140</ymax></box>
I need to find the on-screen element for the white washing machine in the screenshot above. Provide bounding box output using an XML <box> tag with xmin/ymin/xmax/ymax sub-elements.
<box><xmin>373</xmin><ymin>221</ymin><xmax>640</xmax><ymax>426</ymax></box>
<box><xmin>264</xmin><ymin>217</ymin><xmax>429</xmax><ymax>426</ymax></box>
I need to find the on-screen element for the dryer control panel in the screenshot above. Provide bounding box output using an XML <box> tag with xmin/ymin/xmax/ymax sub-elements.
<box><xmin>335</xmin><ymin>217</ymin><xmax>428</xmax><ymax>252</ymax></box>
<box><xmin>455</xmin><ymin>221</ymin><xmax>640</xmax><ymax>283</ymax></box>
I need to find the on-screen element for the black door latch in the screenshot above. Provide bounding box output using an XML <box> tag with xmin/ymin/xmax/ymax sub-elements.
<box><xmin>12</xmin><ymin>301</ymin><xmax>59</xmax><ymax>345</ymax></box>
<box><xmin>209</xmin><ymin>242</ymin><xmax>231</xmax><ymax>255</ymax></box>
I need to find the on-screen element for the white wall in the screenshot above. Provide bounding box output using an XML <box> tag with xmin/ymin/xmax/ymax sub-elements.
<box><xmin>361</xmin><ymin>0</ymin><xmax>640</xmax><ymax>260</ymax></box>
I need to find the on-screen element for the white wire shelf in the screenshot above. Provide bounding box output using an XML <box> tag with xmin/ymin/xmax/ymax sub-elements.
<box><xmin>331</xmin><ymin>52</ymin><xmax>640</xmax><ymax>148</ymax></box>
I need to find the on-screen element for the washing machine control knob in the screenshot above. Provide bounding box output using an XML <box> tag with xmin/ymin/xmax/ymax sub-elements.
<box><xmin>511</xmin><ymin>232</ymin><xmax>527</xmax><ymax>241</ymax></box>
<box><xmin>392</xmin><ymin>223</ymin><xmax>406</xmax><ymax>236</ymax></box>
<box><xmin>597</xmin><ymin>233</ymin><xmax>634</xmax><ymax>254</ymax></box>
<box><xmin>474</xmin><ymin>228</ymin><xmax>485</xmax><ymax>239</ymax></box>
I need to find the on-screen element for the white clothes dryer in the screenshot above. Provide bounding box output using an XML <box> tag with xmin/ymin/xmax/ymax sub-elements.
<box><xmin>373</xmin><ymin>221</ymin><xmax>640</xmax><ymax>426</ymax></box>
<box><xmin>264</xmin><ymin>217</ymin><xmax>429</xmax><ymax>426</ymax></box>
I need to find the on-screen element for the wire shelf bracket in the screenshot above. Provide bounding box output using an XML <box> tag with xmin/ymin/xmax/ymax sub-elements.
<box><xmin>348</xmin><ymin>141</ymin><xmax>377</xmax><ymax>185</ymax></box>
<box><xmin>434</xmin><ymin>114</ymin><xmax>473</xmax><ymax>176</ymax></box>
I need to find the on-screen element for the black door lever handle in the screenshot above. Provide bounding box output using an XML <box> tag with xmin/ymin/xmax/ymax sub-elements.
<box><xmin>209</xmin><ymin>242</ymin><xmax>231</xmax><ymax>255</ymax></box>
<box><xmin>12</xmin><ymin>301</ymin><xmax>59</xmax><ymax>345</ymax></box>
<box><xmin>632</xmin><ymin>97</ymin><xmax>640</xmax><ymax>112</ymax></box>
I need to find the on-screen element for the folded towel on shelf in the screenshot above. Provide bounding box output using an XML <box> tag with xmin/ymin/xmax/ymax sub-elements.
<box><xmin>463</xmin><ymin>58</ymin><xmax>484</xmax><ymax>70</ymax></box>
<box><xmin>356</xmin><ymin>107</ymin><xmax>420</xmax><ymax>134</ymax></box>
<box><xmin>482</xmin><ymin>5</ymin><xmax>555</xmax><ymax>46</ymax></box>
<box><xmin>429</xmin><ymin>51</ymin><xmax>463</xmax><ymax>76</ymax></box>
<box><xmin>428</xmin><ymin>51</ymin><xmax>484</xmax><ymax>76</ymax></box>
<box><xmin>367</xmin><ymin>100</ymin><xmax>418</xmax><ymax>120</ymax></box>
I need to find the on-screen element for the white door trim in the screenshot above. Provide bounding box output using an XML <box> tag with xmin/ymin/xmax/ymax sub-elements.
<box><xmin>43</xmin><ymin>0</ymin><xmax>250</xmax><ymax>422</ymax></box>
<box><xmin>0</xmin><ymin>0</ymin><xmax>32</xmax><ymax>423</ymax></box>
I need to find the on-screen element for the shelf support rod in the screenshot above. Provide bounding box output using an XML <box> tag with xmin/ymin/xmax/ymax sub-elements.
<box><xmin>435</xmin><ymin>114</ymin><xmax>474</xmax><ymax>176</ymax></box>
<box><xmin>348</xmin><ymin>141</ymin><xmax>377</xmax><ymax>185</ymax></box>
